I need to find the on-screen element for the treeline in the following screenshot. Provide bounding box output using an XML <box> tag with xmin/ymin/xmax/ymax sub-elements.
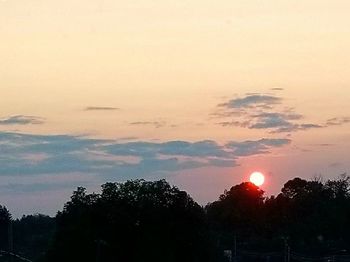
<box><xmin>0</xmin><ymin>175</ymin><xmax>350</xmax><ymax>261</ymax></box>
<box><xmin>0</xmin><ymin>211</ymin><xmax>55</xmax><ymax>262</ymax></box>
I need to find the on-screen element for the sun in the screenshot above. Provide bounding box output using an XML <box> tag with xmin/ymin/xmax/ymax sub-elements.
<box><xmin>250</xmin><ymin>172</ymin><xmax>265</xmax><ymax>186</ymax></box>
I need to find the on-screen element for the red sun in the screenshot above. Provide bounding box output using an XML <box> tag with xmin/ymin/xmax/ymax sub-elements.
<box><xmin>250</xmin><ymin>172</ymin><xmax>265</xmax><ymax>186</ymax></box>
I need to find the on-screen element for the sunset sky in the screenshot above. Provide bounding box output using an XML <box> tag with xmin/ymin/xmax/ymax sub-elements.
<box><xmin>1</xmin><ymin>0</ymin><xmax>350</xmax><ymax>217</ymax></box>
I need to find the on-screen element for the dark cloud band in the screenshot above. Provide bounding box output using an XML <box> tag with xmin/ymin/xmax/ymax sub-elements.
<box><xmin>0</xmin><ymin>115</ymin><xmax>44</xmax><ymax>125</ymax></box>
<box><xmin>0</xmin><ymin>132</ymin><xmax>291</xmax><ymax>177</ymax></box>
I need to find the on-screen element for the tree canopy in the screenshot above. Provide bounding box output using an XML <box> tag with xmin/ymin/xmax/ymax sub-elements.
<box><xmin>45</xmin><ymin>179</ymin><xmax>218</xmax><ymax>262</ymax></box>
<box><xmin>1</xmin><ymin>175</ymin><xmax>350</xmax><ymax>261</ymax></box>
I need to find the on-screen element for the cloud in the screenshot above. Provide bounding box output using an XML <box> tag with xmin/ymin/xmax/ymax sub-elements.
<box><xmin>0</xmin><ymin>131</ymin><xmax>292</xmax><ymax>215</ymax></box>
<box><xmin>250</xmin><ymin>112</ymin><xmax>300</xmax><ymax>129</ymax></box>
<box><xmin>310</xmin><ymin>143</ymin><xmax>334</xmax><ymax>147</ymax></box>
<box><xmin>104</xmin><ymin>140</ymin><xmax>235</xmax><ymax>160</ymax></box>
<box><xmin>129</xmin><ymin>121</ymin><xmax>166</xmax><ymax>128</ymax></box>
<box><xmin>158</xmin><ymin>140</ymin><xmax>230</xmax><ymax>157</ymax></box>
<box><xmin>219</xmin><ymin>95</ymin><xmax>282</xmax><ymax>109</ymax></box>
<box><xmin>225</xmin><ymin>138</ymin><xmax>291</xmax><ymax>156</ymax></box>
<box><xmin>299</xmin><ymin>124</ymin><xmax>324</xmax><ymax>130</ymax></box>
<box><xmin>0</xmin><ymin>132</ymin><xmax>291</xmax><ymax>177</ymax></box>
<box><xmin>85</xmin><ymin>106</ymin><xmax>119</xmax><ymax>111</ymax></box>
<box><xmin>326</xmin><ymin>117</ymin><xmax>350</xmax><ymax>126</ymax></box>
<box><xmin>217</xmin><ymin>120</ymin><xmax>251</xmax><ymax>128</ymax></box>
<box><xmin>269</xmin><ymin>123</ymin><xmax>323</xmax><ymax>133</ymax></box>
<box><xmin>0</xmin><ymin>115</ymin><xmax>44</xmax><ymax>125</ymax></box>
<box><xmin>258</xmin><ymin>138</ymin><xmax>292</xmax><ymax>147</ymax></box>
<box><xmin>215</xmin><ymin>93</ymin><xmax>336</xmax><ymax>133</ymax></box>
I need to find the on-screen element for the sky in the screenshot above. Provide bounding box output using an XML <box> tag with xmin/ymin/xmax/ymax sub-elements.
<box><xmin>1</xmin><ymin>0</ymin><xmax>350</xmax><ymax>217</ymax></box>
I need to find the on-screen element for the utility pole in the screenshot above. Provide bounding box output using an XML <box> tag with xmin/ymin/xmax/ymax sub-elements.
<box><xmin>95</xmin><ymin>240</ymin><xmax>101</xmax><ymax>262</ymax></box>
<box><xmin>96</xmin><ymin>239</ymin><xmax>108</xmax><ymax>262</ymax></box>
<box><xmin>283</xmin><ymin>238</ymin><xmax>290</xmax><ymax>262</ymax></box>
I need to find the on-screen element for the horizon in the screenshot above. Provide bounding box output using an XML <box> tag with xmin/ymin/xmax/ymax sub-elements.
<box><xmin>1</xmin><ymin>0</ymin><xmax>350</xmax><ymax>218</ymax></box>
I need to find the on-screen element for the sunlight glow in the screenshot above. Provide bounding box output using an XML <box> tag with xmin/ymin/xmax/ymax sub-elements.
<box><xmin>250</xmin><ymin>172</ymin><xmax>265</xmax><ymax>187</ymax></box>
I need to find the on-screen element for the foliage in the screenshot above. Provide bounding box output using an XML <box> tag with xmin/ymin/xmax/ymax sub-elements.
<box><xmin>1</xmin><ymin>175</ymin><xmax>350</xmax><ymax>260</ymax></box>
<box><xmin>45</xmin><ymin>179</ymin><xmax>220</xmax><ymax>262</ymax></box>
<box><xmin>0</xmin><ymin>205</ymin><xmax>11</xmax><ymax>251</ymax></box>
<box><xmin>206</xmin><ymin>175</ymin><xmax>350</xmax><ymax>255</ymax></box>
<box><xmin>13</xmin><ymin>214</ymin><xmax>56</xmax><ymax>261</ymax></box>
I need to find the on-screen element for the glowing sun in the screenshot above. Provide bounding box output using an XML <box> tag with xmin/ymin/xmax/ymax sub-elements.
<box><xmin>250</xmin><ymin>172</ymin><xmax>265</xmax><ymax>186</ymax></box>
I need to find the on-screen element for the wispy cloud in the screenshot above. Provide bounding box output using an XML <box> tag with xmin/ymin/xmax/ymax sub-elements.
<box><xmin>0</xmin><ymin>115</ymin><xmax>44</xmax><ymax>125</ymax></box>
<box><xmin>219</xmin><ymin>94</ymin><xmax>282</xmax><ymax>109</ymax></box>
<box><xmin>249</xmin><ymin>112</ymin><xmax>303</xmax><ymax>129</ymax></box>
<box><xmin>271</xmin><ymin>87</ymin><xmax>284</xmax><ymax>91</ymax></box>
<box><xmin>129</xmin><ymin>121</ymin><xmax>166</xmax><ymax>128</ymax></box>
<box><xmin>85</xmin><ymin>106</ymin><xmax>120</xmax><ymax>111</ymax></box>
<box><xmin>310</xmin><ymin>143</ymin><xmax>334</xmax><ymax>147</ymax></box>
<box><xmin>326</xmin><ymin>117</ymin><xmax>350</xmax><ymax>126</ymax></box>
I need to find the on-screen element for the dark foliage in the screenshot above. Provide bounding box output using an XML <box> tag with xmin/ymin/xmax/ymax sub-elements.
<box><xmin>1</xmin><ymin>175</ymin><xmax>350</xmax><ymax>261</ymax></box>
<box><xmin>13</xmin><ymin>214</ymin><xmax>56</xmax><ymax>261</ymax></box>
<box><xmin>45</xmin><ymin>179</ymin><xmax>221</xmax><ymax>262</ymax></box>
<box><xmin>0</xmin><ymin>205</ymin><xmax>11</xmax><ymax>250</ymax></box>
<box><xmin>206</xmin><ymin>175</ymin><xmax>350</xmax><ymax>257</ymax></box>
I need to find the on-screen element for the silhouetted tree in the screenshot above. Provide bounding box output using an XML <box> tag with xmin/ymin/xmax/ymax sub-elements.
<box><xmin>206</xmin><ymin>182</ymin><xmax>265</xmax><ymax>251</ymax></box>
<box><xmin>46</xmin><ymin>179</ymin><xmax>220</xmax><ymax>262</ymax></box>
<box><xmin>272</xmin><ymin>177</ymin><xmax>340</xmax><ymax>252</ymax></box>
<box><xmin>12</xmin><ymin>214</ymin><xmax>55</xmax><ymax>261</ymax></box>
<box><xmin>206</xmin><ymin>176</ymin><xmax>350</xmax><ymax>256</ymax></box>
<box><xmin>9</xmin><ymin>175</ymin><xmax>350</xmax><ymax>260</ymax></box>
<box><xmin>0</xmin><ymin>205</ymin><xmax>11</xmax><ymax>251</ymax></box>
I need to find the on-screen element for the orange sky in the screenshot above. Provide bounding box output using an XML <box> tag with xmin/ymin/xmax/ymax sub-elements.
<box><xmin>1</xmin><ymin>0</ymin><xmax>350</xmax><ymax>216</ymax></box>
